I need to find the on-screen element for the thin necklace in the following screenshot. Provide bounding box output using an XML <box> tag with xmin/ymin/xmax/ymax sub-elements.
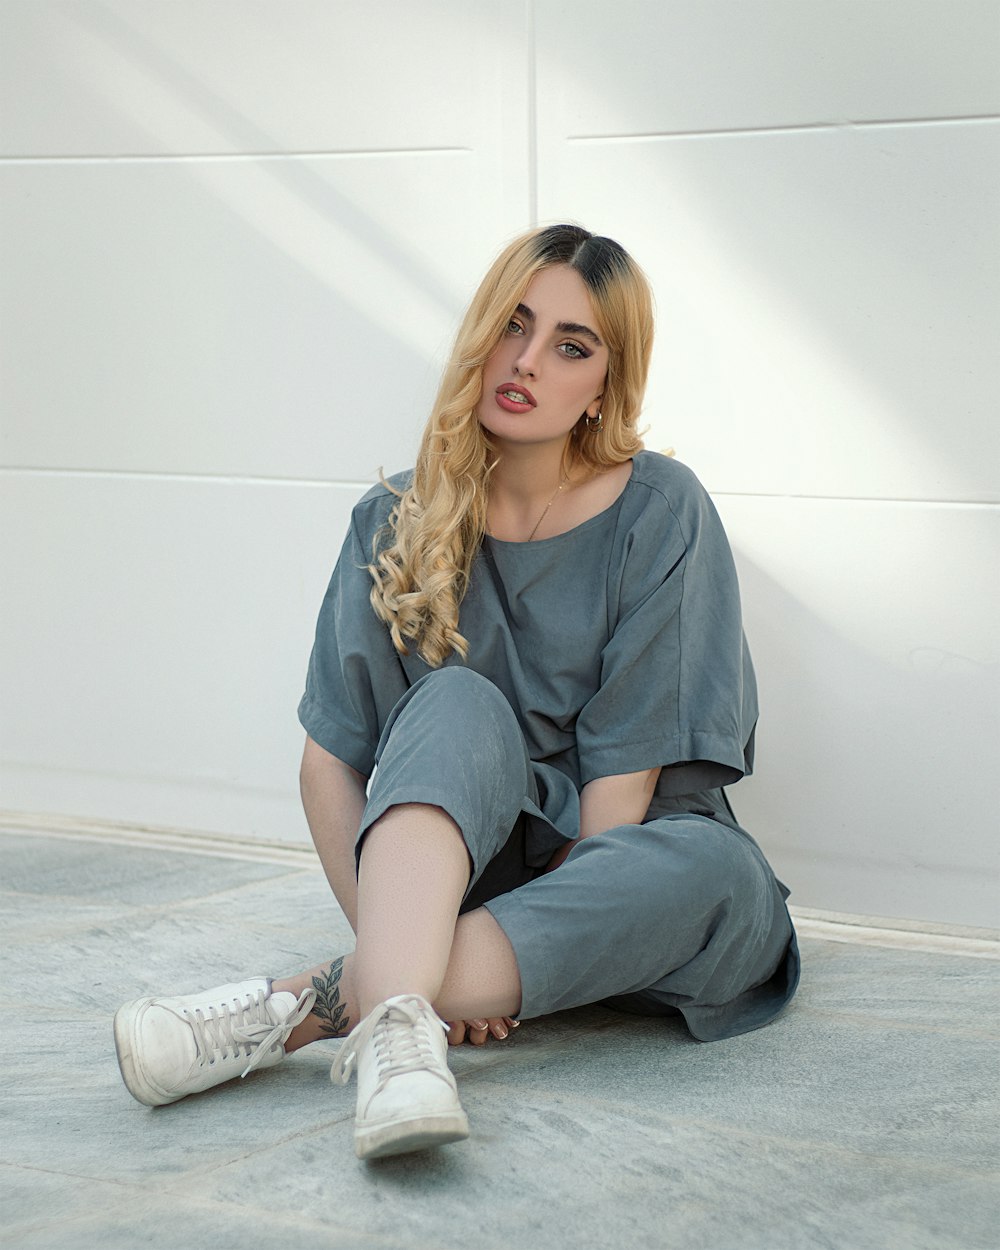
<box><xmin>526</xmin><ymin>474</ymin><xmax>568</xmax><ymax>541</ymax></box>
<box><xmin>490</xmin><ymin>474</ymin><xmax>569</xmax><ymax>542</ymax></box>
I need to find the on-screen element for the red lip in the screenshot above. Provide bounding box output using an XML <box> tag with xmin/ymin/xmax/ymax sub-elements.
<box><xmin>494</xmin><ymin>381</ymin><xmax>537</xmax><ymax>411</ymax></box>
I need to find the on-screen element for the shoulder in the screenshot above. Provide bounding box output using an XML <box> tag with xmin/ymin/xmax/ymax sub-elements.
<box><xmin>629</xmin><ymin>449</ymin><xmax>708</xmax><ymax>504</ymax></box>
<box><xmin>350</xmin><ymin>470</ymin><xmax>414</xmax><ymax>534</ymax></box>
<box><xmin>624</xmin><ymin>451</ymin><xmax>717</xmax><ymax>542</ymax></box>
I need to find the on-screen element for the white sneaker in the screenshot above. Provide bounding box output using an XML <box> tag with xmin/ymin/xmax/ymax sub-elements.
<box><xmin>331</xmin><ymin>994</ymin><xmax>469</xmax><ymax>1159</ymax></box>
<box><xmin>114</xmin><ymin>977</ymin><xmax>316</xmax><ymax>1106</ymax></box>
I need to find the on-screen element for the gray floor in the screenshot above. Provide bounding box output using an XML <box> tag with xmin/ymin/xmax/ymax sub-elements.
<box><xmin>3</xmin><ymin>828</ymin><xmax>998</xmax><ymax>1250</ymax></box>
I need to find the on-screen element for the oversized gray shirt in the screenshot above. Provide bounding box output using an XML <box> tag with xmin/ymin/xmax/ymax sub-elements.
<box><xmin>299</xmin><ymin>451</ymin><xmax>758</xmax><ymax>858</ymax></box>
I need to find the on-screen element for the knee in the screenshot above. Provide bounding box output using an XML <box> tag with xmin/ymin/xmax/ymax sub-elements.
<box><xmin>574</xmin><ymin>817</ymin><xmax>771</xmax><ymax>916</ymax></box>
<box><xmin>660</xmin><ymin>819</ymin><xmax>773</xmax><ymax>916</ymax></box>
<box><xmin>375</xmin><ymin>665</ymin><xmax>523</xmax><ymax>771</ymax></box>
<box><xmin>405</xmin><ymin>666</ymin><xmax>514</xmax><ymax>726</ymax></box>
<box><xmin>414</xmin><ymin>665</ymin><xmax>502</xmax><ymax>701</ymax></box>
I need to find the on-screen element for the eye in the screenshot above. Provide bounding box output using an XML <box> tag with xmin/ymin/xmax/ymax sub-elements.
<box><xmin>506</xmin><ymin>318</ymin><xmax>524</xmax><ymax>335</ymax></box>
<box><xmin>558</xmin><ymin>341</ymin><xmax>590</xmax><ymax>359</ymax></box>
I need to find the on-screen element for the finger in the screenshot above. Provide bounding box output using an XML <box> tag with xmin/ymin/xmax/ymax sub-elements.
<box><xmin>488</xmin><ymin>1018</ymin><xmax>509</xmax><ymax>1040</ymax></box>
<box><xmin>446</xmin><ymin>1021</ymin><xmax>466</xmax><ymax>1046</ymax></box>
<box><xmin>468</xmin><ymin>1021</ymin><xmax>491</xmax><ymax>1047</ymax></box>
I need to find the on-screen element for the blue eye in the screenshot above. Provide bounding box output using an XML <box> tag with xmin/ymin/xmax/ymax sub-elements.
<box><xmin>507</xmin><ymin>319</ymin><xmax>524</xmax><ymax>335</ymax></box>
<box><xmin>559</xmin><ymin>342</ymin><xmax>589</xmax><ymax>359</ymax></box>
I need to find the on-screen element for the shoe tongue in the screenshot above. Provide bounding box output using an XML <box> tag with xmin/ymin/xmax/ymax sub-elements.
<box><xmin>267</xmin><ymin>990</ymin><xmax>298</xmax><ymax>1023</ymax></box>
<box><xmin>383</xmin><ymin>993</ymin><xmax>428</xmax><ymax>1011</ymax></box>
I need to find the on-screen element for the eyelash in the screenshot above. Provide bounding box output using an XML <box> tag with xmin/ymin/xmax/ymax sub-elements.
<box><xmin>559</xmin><ymin>341</ymin><xmax>589</xmax><ymax>359</ymax></box>
<box><xmin>506</xmin><ymin>319</ymin><xmax>591</xmax><ymax>360</ymax></box>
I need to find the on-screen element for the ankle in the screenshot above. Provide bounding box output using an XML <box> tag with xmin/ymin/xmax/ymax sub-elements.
<box><xmin>281</xmin><ymin>955</ymin><xmax>356</xmax><ymax>1052</ymax></box>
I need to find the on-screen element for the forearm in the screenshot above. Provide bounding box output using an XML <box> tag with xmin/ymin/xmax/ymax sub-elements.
<box><xmin>300</xmin><ymin>735</ymin><xmax>368</xmax><ymax>933</ymax></box>
<box><xmin>578</xmin><ymin>767</ymin><xmax>661</xmax><ymax>840</ymax></box>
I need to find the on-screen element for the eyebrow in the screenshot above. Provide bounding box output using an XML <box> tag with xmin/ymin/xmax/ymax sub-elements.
<box><xmin>515</xmin><ymin>302</ymin><xmax>604</xmax><ymax>348</ymax></box>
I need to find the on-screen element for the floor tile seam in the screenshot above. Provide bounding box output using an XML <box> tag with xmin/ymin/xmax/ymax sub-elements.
<box><xmin>4</xmin><ymin>920</ymin><xmax>155</xmax><ymax>948</ymax></box>
<box><xmin>113</xmin><ymin>865</ymin><xmax>323</xmax><ymax>916</ymax></box>
<box><xmin>158</xmin><ymin>1104</ymin><xmax>359</xmax><ymax>1183</ymax></box>
<box><xmin>0</xmin><ymin>1158</ymin><xmax>171</xmax><ymax>1193</ymax></box>
<box><xmin>0</xmin><ymin>862</ymin><xmax>320</xmax><ymax>912</ymax></box>
<box><xmin>6</xmin><ymin>920</ymin><xmax>348</xmax><ymax>953</ymax></box>
<box><xmin>478</xmin><ymin>1088</ymin><xmax>999</xmax><ymax>1175</ymax></box>
<box><xmin>118</xmin><ymin>890</ymin><xmax>335</xmax><ymax>930</ymax></box>
<box><xmin>449</xmin><ymin>1050</ymin><xmax>522</xmax><ymax>1084</ymax></box>
<box><xmin>0</xmin><ymin>887</ymin><xmax>158</xmax><ymax>908</ymax></box>
<box><xmin>790</xmin><ymin>1004</ymin><xmax>999</xmax><ymax>1040</ymax></box>
<box><xmin>446</xmin><ymin>1019</ymin><xmax>636</xmax><ymax>1069</ymax></box>
<box><xmin>445</xmin><ymin>1025</ymin><xmax>695</xmax><ymax>1075</ymax></box>
<box><xmin>0</xmin><ymin>890</ymin><xmax>335</xmax><ymax>945</ymax></box>
<box><xmin>446</xmin><ymin>1019</ymin><xmax>695</xmax><ymax>1070</ymax></box>
<box><xmin>150</xmin><ymin>1187</ymin><xmax>407</xmax><ymax>1248</ymax></box>
<box><xmin>14</xmin><ymin>1004</ymin><xmax>123</xmax><ymax>1022</ymax></box>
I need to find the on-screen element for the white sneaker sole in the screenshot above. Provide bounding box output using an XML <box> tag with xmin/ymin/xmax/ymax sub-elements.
<box><xmin>113</xmin><ymin>998</ymin><xmax>174</xmax><ymax>1107</ymax></box>
<box><xmin>355</xmin><ymin>1109</ymin><xmax>470</xmax><ymax>1160</ymax></box>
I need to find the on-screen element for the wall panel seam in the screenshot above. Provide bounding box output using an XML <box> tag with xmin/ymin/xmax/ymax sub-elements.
<box><xmin>566</xmin><ymin>115</ymin><xmax>1000</xmax><ymax>144</ymax></box>
<box><xmin>712</xmin><ymin>492</ymin><xmax>999</xmax><ymax>509</ymax></box>
<box><xmin>0</xmin><ymin>467</ymin><xmax>377</xmax><ymax>490</ymax></box>
<box><xmin>0</xmin><ymin>147</ymin><xmax>472</xmax><ymax>167</ymax></box>
<box><xmin>2</xmin><ymin>468</ymin><xmax>998</xmax><ymax>508</ymax></box>
<box><xmin>527</xmin><ymin>0</ymin><xmax>538</xmax><ymax>224</ymax></box>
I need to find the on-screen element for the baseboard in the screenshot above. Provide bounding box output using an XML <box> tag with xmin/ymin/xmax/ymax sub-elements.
<box><xmin>0</xmin><ymin>808</ymin><xmax>316</xmax><ymax>867</ymax></box>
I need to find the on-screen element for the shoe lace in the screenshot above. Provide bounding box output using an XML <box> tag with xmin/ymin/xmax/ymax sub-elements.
<box><xmin>183</xmin><ymin>986</ymin><xmax>316</xmax><ymax>1079</ymax></box>
<box><xmin>330</xmin><ymin>995</ymin><xmax>448</xmax><ymax>1092</ymax></box>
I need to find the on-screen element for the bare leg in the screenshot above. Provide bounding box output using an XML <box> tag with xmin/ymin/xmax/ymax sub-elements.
<box><xmin>436</xmin><ymin>908</ymin><xmax>522</xmax><ymax>1020</ymax></box>
<box><xmin>276</xmin><ymin>907</ymin><xmax>521</xmax><ymax>1053</ymax></box>
<box><xmin>273</xmin><ymin>798</ymin><xmax>522</xmax><ymax>1050</ymax></box>
<box><xmin>352</xmin><ymin>802</ymin><xmax>471</xmax><ymax>1015</ymax></box>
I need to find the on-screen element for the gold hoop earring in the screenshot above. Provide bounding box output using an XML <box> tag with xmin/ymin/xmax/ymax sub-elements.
<box><xmin>583</xmin><ymin>411</ymin><xmax>603</xmax><ymax>431</ymax></box>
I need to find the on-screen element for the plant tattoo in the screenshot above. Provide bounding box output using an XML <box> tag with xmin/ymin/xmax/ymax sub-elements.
<box><xmin>311</xmin><ymin>957</ymin><xmax>350</xmax><ymax>1037</ymax></box>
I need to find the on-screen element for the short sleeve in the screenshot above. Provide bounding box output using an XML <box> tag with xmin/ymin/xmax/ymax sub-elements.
<box><xmin>575</xmin><ymin>463</ymin><xmax>758</xmax><ymax>796</ymax></box>
<box><xmin>297</xmin><ymin>494</ymin><xmax>408</xmax><ymax>777</ymax></box>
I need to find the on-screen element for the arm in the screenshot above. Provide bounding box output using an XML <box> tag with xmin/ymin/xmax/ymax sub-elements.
<box><xmin>580</xmin><ymin>767</ymin><xmax>661</xmax><ymax>838</ymax></box>
<box><xmin>300</xmin><ymin>734</ymin><xmax>368</xmax><ymax>933</ymax></box>
<box><xmin>546</xmin><ymin>767</ymin><xmax>661</xmax><ymax>871</ymax></box>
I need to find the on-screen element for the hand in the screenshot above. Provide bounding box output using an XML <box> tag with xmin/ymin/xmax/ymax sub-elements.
<box><xmin>446</xmin><ymin>1017</ymin><xmax>520</xmax><ymax>1046</ymax></box>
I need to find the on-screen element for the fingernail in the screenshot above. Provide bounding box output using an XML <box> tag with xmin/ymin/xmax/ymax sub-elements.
<box><xmin>470</xmin><ymin>1020</ymin><xmax>489</xmax><ymax>1030</ymax></box>
<box><xmin>494</xmin><ymin>1025</ymin><xmax>508</xmax><ymax>1039</ymax></box>
<box><xmin>509</xmin><ymin>1019</ymin><xmax>521</xmax><ymax>1028</ymax></box>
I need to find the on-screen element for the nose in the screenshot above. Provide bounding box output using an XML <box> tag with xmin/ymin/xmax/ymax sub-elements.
<box><xmin>513</xmin><ymin>337</ymin><xmax>539</xmax><ymax>378</ymax></box>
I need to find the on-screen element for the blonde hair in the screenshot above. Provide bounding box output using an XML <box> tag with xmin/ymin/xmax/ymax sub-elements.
<box><xmin>369</xmin><ymin>224</ymin><xmax>655</xmax><ymax>666</ymax></box>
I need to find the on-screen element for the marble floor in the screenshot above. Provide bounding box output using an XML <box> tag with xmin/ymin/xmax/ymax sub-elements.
<box><xmin>2</xmin><ymin>825</ymin><xmax>997</xmax><ymax>1250</ymax></box>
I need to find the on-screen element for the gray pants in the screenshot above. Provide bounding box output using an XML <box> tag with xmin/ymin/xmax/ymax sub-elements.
<box><xmin>357</xmin><ymin>668</ymin><xmax>799</xmax><ymax>1042</ymax></box>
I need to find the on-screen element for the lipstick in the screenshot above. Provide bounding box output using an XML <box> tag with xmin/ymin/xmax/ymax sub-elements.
<box><xmin>494</xmin><ymin>382</ymin><xmax>536</xmax><ymax>414</ymax></box>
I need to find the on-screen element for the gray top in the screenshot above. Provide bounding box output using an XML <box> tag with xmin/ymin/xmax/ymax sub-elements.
<box><xmin>299</xmin><ymin>450</ymin><xmax>758</xmax><ymax>843</ymax></box>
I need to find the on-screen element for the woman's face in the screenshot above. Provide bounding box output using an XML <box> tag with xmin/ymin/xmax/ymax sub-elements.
<box><xmin>477</xmin><ymin>264</ymin><xmax>609</xmax><ymax>452</ymax></box>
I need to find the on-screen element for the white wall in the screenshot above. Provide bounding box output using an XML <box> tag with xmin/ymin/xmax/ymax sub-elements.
<box><xmin>2</xmin><ymin>1</ymin><xmax>997</xmax><ymax>927</ymax></box>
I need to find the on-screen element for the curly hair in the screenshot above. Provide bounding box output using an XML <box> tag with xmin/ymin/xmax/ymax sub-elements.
<box><xmin>368</xmin><ymin>224</ymin><xmax>655</xmax><ymax>666</ymax></box>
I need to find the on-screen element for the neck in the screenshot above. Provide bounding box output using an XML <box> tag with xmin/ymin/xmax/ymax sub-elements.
<box><xmin>488</xmin><ymin>437</ymin><xmax>572</xmax><ymax>506</ymax></box>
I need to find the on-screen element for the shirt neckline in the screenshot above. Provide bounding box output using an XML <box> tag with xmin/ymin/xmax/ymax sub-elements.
<box><xmin>485</xmin><ymin>456</ymin><xmax>639</xmax><ymax>550</ymax></box>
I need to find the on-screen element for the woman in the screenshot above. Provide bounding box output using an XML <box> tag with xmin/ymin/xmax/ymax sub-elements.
<box><xmin>113</xmin><ymin>224</ymin><xmax>799</xmax><ymax>1161</ymax></box>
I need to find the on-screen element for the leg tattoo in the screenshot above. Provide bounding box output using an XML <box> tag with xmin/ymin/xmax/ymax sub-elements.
<box><xmin>311</xmin><ymin>957</ymin><xmax>351</xmax><ymax>1038</ymax></box>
